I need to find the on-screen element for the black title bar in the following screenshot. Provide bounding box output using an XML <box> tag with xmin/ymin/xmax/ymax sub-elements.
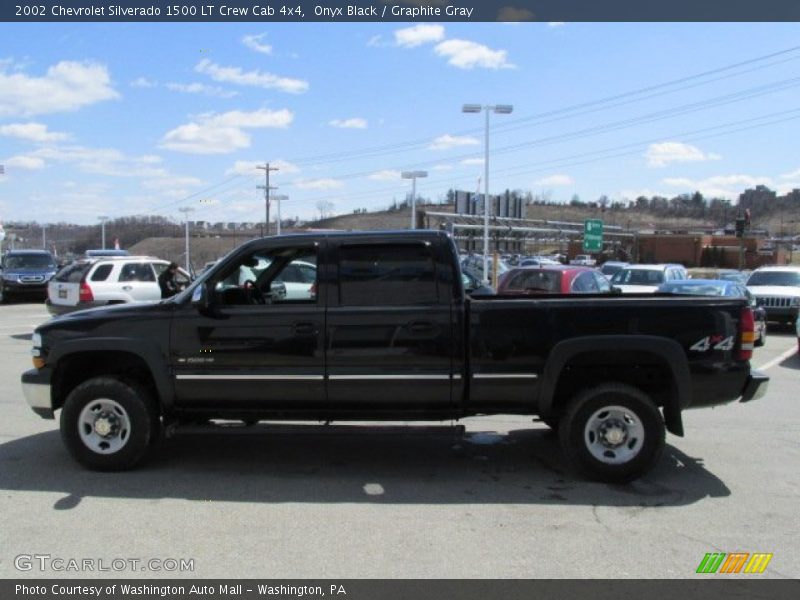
<box><xmin>2</xmin><ymin>1</ymin><xmax>800</xmax><ymax>22</ymax></box>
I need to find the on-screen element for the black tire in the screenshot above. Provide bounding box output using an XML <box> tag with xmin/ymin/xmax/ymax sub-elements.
<box><xmin>60</xmin><ymin>376</ymin><xmax>160</xmax><ymax>471</ymax></box>
<box><xmin>559</xmin><ymin>383</ymin><xmax>665</xmax><ymax>483</ymax></box>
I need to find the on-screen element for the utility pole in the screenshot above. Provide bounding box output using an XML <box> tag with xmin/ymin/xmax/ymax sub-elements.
<box><xmin>179</xmin><ymin>207</ymin><xmax>194</xmax><ymax>274</ymax></box>
<box><xmin>98</xmin><ymin>216</ymin><xmax>109</xmax><ymax>249</ymax></box>
<box><xmin>42</xmin><ymin>224</ymin><xmax>46</xmax><ymax>250</ymax></box>
<box><xmin>256</xmin><ymin>163</ymin><xmax>279</xmax><ymax>236</ymax></box>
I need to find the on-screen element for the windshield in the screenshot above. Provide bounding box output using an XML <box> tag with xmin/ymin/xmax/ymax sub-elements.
<box><xmin>661</xmin><ymin>283</ymin><xmax>726</xmax><ymax>296</ymax></box>
<box><xmin>4</xmin><ymin>255</ymin><xmax>56</xmax><ymax>270</ymax></box>
<box><xmin>747</xmin><ymin>271</ymin><xmax>800</xmax><ymax>286</ymax></box>
<box><xmin>611</xmin><ymin>269</ymin><xmax>664</xmax><ymax>285</ymax></box>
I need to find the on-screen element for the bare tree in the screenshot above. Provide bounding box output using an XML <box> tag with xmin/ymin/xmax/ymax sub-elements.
<box><xmin>315</xmin><ymin>200</ymin><xmax>334</xmax><ymax>219</ymax></box>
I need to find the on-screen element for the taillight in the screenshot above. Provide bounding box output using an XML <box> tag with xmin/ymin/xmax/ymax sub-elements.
<box><xmin>309</xmin><ymin>282</ymin><xmax>317</xmax><ymax>298</ymax></box>
<box><xmin>738</xmin><ymin>306</ymin><xmax>754</xmax><ymax>361</ymax></box>
<box><xmin>79</xmin><ymin>281</ymin><xmax>94</xmax><ymax>302</ymax></box>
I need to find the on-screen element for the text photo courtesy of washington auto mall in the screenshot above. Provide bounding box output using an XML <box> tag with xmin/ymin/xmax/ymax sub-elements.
<box><xmin>1</xmin><ymin>2</ymin><xmax>799</xmax><ymax>592</ymax></box>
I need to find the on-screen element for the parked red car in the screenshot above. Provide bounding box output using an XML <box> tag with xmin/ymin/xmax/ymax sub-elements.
<box><xmin>497</xmin><ymin>265</ymin><xmax>612</xmax><ymax>295</ymax></box>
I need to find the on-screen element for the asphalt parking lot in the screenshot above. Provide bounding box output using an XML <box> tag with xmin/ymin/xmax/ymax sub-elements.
<box><xmin>0</xmin><ymin>300</ymin><xmax>798</xmax><ymax>579</ymax></box>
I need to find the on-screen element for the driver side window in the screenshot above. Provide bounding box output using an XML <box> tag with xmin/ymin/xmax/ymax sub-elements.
<box><xmin>212</xmin><ymin>246</ymin><xmax>318</xmax><ymax>307</ymax></box>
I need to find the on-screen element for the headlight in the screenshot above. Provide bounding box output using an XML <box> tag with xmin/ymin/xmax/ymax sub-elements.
<box><xmin>791</xmin><ymin>297</ymin><xmax>800</xmax><ymax>307</ymax></box>
<box><xmin>31</xmin><ymin>333</ymin><xmax>45</xmax><ymax>368</ymax></box>
<box><xmin>2</xmin><ymin>273</ymin><xmax>18</xmax><ymax>281</ymax></box>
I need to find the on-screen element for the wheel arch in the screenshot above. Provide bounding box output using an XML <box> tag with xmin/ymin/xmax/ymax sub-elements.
<box><xmin>49</xmin><ymin>338</ymin><xmax>172</xmax><ymax>414</ymax></box>
<box><xmin>536</xmin><ymin>335</ymin><xmax>691</xmax><ymax>436</ymax></box>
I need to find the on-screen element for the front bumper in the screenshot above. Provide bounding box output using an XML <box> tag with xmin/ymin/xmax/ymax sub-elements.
<box><xmin>761</xmin><ymin>306</ymin><xmax>798</xmax><ymax>321</ymax></box>
<box><xmin>21</xmin><ymin>368</ymin><xmax>54</xmax><ymax>419</ymax></box>
<box><xmin>2</xmin><ymin>281</ymin><xmax>48</xmax><ymax>295</ymax></box>
<box><xmin>740</xmin><ymin>369</ymin><xmax>769</xmax><ymax>403</ymax></box>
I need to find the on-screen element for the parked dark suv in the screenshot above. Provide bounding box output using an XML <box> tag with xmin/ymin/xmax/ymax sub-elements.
<box><xmin>0</xmin><ymin>250</ymin><xmax>58</xmax><ymax>303</ymax></box>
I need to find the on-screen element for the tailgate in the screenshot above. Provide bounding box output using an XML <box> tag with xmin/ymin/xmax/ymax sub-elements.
<box><xmin>48</xmin><ymin>280</ymin><xmax>80</xmax><ymax>306</ymax></box>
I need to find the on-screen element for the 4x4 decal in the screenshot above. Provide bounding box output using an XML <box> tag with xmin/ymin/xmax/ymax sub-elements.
<box><xmin>690</xmin><ymin>335</ymin><xmax>734</xmax><ymax>352</ymax></box>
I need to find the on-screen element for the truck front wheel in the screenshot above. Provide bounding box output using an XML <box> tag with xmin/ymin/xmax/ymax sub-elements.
<box><xmin>559</xmin><ymin>383</ymin><xmax>665</xmax><ymax>483</ymax></box>
<box><xmin>60</xmin><ymin>377</ymin><xmax>159</xmax><ymax>471</ymax></box>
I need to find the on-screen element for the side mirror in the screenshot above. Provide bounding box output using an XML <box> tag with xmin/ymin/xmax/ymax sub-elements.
<box><xmin>191</xmin><ymin>283</ymin><xmax>212</xmax><ymax>313</ymax></box>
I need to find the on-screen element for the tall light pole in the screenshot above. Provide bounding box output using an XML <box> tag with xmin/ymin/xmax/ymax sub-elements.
<box><xmin>271</xmin><ymin>195</ymin><xmax>289</xmax><ymax>235</ymax></box>
<box><xmin>401</xmin><ymin>171</ymin><xmax>428</xmax><ymax>230</ymax></box>
<box><xmin>178</xmin><ymin>207</ymin><xmax>194</xmax><ymax>273</ymax></box>
<box><xmin>98</xmin><ymin>216</ymin><xmax>109</xmax><ymax>249</ymax></box>
<box><xmin>462</xmin><ymin>103</ymin><xmax>513</xmax><ymax>285</ymax></box>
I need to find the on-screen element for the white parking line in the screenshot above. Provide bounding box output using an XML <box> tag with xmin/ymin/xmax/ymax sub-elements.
<box><xmin>756</xmin><ymin>346</ymin><xmax>798</xmax><ymax>371</ymax></box>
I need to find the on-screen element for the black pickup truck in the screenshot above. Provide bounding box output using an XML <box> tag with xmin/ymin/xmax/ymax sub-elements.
<box><xmin>21</xmin><ymin>231</ymin><xmax>768</xmax><ymax>482</ymax></box>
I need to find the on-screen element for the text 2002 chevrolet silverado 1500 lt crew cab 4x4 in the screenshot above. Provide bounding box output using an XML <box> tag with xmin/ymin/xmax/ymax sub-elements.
<box><xmin>21</xmin><ymin>231</ymin><xmax>768</xmax><ymax>482</ymax></box>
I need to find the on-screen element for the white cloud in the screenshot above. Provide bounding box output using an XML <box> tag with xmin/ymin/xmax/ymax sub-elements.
<box><xmin>662</xmin><ymin>174</ymin><xmax>773</xmax><ymax>198</ymax></box>
<box><xmin>242</xmin><ymin>33</ymin><xmax>272</xmax><ymax>55</ymax></box>
<box><xmin>367</xmin><ymin>35</ymin><xmax>385</xmax><ymax>48</ymax></box>
<box><xmin>0</xmin><ymin>60</ymin><xmax>119</xmax><ymax>117</ymax></box>
<box><xmin>195</xmin><ymin>59</ymin><xmax>308</xmax><ymax>94</ymax></box>
<box><xmin>432</xmin><ymin>164</ymin><xmax>453</xmax><ymax>171</ymax></box>
<box><xmin>394</xmin><ymin>24</ymin><xmax>445</xmax><ymax>48</ymax></box>
<box><xmin>226</xmin><ymin>159</ymin><xmax>300</xmax><ymax>176</ymax></box>
<box><xmin>0</xmin><ymin>122</ymin><xmax>68</xmax><ymax>143</ymax></box>
<box><xmin>429</xmin><ymin>134</ymin><xmax>479</xmax><ymax>150</ymax></box>
<box><xmin>160</xmin><ymin>108</ymin><xmax>294</xmax><ymax>154</ymax></box>
<box><xmin>368</xmin><ymin>169</ymin><xmax>401</xmax><ymax>181</ymax></box>
<box><xmin>329</xmin><ymin>117</ymin><xmax>367</xmax><ymax>129</ymax></box>
<box><xmin>137</xmin><ymin>154</ymin><xmax>162</xmax><ymax>164</ymax></box>
<box><xmin>433</xmin><ymin>39</ymin><xmax>514</xmax><ymax>70</ymax></box>
<box><xmin>645</xmin><ymin>142</ymin><xmax>722</xmax><ymax>167</ymax></box>
<box><xmin>4</xmin><ymin>155</ymin><xmax>45</xmax><ymax>170</ymax></box>
<box><xmin>293</xmin><ymin>178</ymin><xmax>344</xmax><ymax>190</ymax></box>
<box><xmin>535</xmin><ymin>174</ymin><xmax>573</xmax><ymax>186</ymax></box>
<box><xmin>166</xmin><ymin>82</ymin><xmax>238</xmax><ymax>98</ymax></box>
<box><xmin>781</xmin><ymin>167</ymin><xmax>800</xmax><ymax>179</ymax></box>
<box><xmin>461</xmin><ymin>158</ymin><xmax>485</xmax><ymax>166</ymax></box>
<box><xmin>548</xmin><ymin>22</ymin><xmax>566</xmax><ymax>27</ymax></box>
<box><xmin>130</xmin><ymin>77</ymin><xmax>157</xmax><ymax>88</ymax></box>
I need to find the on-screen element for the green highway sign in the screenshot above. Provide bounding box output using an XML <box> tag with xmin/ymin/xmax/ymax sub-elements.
<box><xmin>583</xmin><ymin>219</ymin><xmax>603</xmax><ymax>252</ymax></box>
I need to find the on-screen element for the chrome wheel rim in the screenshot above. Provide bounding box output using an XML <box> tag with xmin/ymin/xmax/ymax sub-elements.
<box><xmin>78</xmin><ymin>398</ymin><xmax>131</xmax><ymax>454</ymax></box>
<box><xmin>584</xmin><ymin>405</ymin><xmax>644</xmax><ymax>465</ymax></box>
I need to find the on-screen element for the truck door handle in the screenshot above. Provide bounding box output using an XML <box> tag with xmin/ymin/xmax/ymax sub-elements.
<box><xmin>408</xmin><ymin>320</ymin><xmax>435</xmax><ymax>333</ymax></box>
<box><xmin>122</xmin><ymin>286</ymin><xmax>133</xmax><ymax>291</ymax></box>
<box><xmin>294</xmin><ymin>322</ymin><xmax>317</xmax><ymax>335</ymax></box>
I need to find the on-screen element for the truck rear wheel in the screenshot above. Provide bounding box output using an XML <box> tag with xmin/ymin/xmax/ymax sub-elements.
<box><xmin>60</xmin><ymin>376</ymin><xmax>159</xmax><ymax>471</ymax></box>
<box><xmin>559</xmin><ymin>383</ymin><xmax>665</xmax><ymax>483</ymax></box>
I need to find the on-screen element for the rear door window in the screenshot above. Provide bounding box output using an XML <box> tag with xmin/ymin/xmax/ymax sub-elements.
<box><xmin>338</xmin><ymin>244</ymin><xmax>437</xmax><ymax>306</ymax></box>
<box><xmin>118</xmin><ymin>263</ymin><xmax>156</xmax><ymax>282</ymax></box>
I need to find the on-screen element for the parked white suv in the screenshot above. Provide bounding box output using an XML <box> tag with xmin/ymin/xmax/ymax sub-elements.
<box><xmin>609</xmin><ymin>264</ymin><xmax>688</xmax><ymax>293</ymax></box>
<box><xmin>46</xmin><ymin>256</ymin><xmax>191</xmax><ymax>315</ymax></box>
<box><xmin>746</xmin><ymin>265</ymin><xmax>800</xmax><ymax>326</ymax></box>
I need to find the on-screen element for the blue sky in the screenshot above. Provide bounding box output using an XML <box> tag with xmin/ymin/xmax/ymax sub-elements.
<box><xmin>1</xmin><ymin>22</ymin><xmax>799</xmax><ymax>225</ymax></box>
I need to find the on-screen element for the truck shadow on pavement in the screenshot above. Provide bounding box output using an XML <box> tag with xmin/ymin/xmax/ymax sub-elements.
<box><xmin>0</xmin><ymin>424</ymin><xmax>730</xmax><ymax>509</ymax></box>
